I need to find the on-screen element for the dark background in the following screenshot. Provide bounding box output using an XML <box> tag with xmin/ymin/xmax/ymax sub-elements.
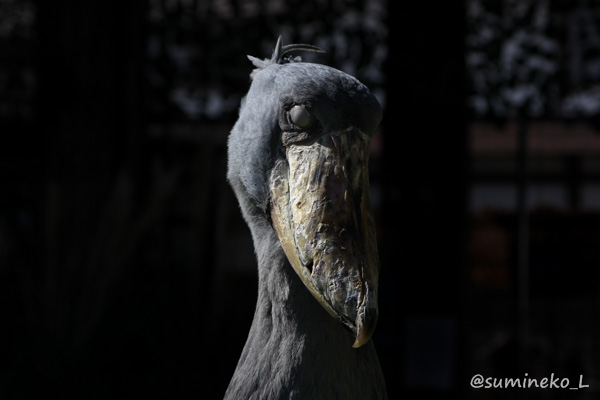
<box><xmin>1</xmin><ymin>1</ymin><xmax>599</xmax><ymax>399</ymax></box>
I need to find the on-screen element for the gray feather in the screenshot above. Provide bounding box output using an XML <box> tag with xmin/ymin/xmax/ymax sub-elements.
<box><xmin>226</xmin><ymin>37</ymin><xmax>386</xmax><ymax>399</ymax></box>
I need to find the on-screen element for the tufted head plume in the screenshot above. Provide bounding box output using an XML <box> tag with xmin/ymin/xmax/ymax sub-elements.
<box><xmin>247</xmin><ymin>35</ymin><xmax>325</xmax><ymax>78</ymax></box>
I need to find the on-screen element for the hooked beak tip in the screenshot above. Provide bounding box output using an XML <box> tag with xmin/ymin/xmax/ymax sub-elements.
<box><xmin>351</xmin><ymin>306</ymin><xmax>378</xmax><ymax>348</ymax></box>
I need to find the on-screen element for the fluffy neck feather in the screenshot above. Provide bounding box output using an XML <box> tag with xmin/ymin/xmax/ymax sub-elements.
<box><xmin>224</xmin><ymin>221</ymin><xmax>387</xmax><ymax>400</ymax></box>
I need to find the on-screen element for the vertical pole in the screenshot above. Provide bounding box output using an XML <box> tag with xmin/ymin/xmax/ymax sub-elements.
<box><xmin>516</xmin><ymin>120</ymin><xmax>529</xmax><ymax>377</ymax></box>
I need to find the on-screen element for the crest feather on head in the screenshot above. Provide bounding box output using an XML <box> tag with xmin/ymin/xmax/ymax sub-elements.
<box><xmin>247</xmin><ymin>35</ymin><xmax>325</xmax><ymax>79</ymax></box>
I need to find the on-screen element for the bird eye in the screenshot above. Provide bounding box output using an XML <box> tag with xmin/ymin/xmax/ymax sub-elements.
<box><xmin>289</xmin><ymin>105</ymin><xmax>313</xmax><ymax>129</ymax></box>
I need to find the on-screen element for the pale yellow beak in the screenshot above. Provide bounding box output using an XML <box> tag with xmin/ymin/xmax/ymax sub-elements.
<box><xmin>269</xmin><ymin>128</ymin><xmax>380</xmax><ymax>348</ymax></box>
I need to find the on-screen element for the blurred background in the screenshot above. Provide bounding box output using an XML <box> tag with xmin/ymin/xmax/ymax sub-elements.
<box><xmin>1</xmin><ymin>0</ymin><xmax>599</xmax><ymax>398</ymax></box>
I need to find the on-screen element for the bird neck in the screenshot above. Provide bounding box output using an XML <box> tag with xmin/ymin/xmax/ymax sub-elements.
<box><xmin>225</xmin><ymin>222</ymin><xmax>387</xmax><ymax>399</ymax></box>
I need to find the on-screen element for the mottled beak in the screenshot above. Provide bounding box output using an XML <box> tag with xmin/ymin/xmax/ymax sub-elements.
<box><xmin>269</xmin><ymin>127</ymin><xmax>380</xmax><ymax>348</ymax></box>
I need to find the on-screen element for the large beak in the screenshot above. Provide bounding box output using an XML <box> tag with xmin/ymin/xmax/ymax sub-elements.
<box><xmin>269</xmin><ymin>128</ymin><xmax>380</xmax><ymax>348</ymax></box>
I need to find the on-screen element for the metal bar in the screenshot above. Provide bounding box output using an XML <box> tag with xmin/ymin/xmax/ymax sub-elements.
<box><xmin>516</xmin><ymin>119</ymin><xmax>530</xmax><ymax>378</ymax></box>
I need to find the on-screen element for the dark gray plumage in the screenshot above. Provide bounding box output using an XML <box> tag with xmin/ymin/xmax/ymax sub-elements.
<box><xmin>225</xmin><ymin>37</ymin><xmax>386</xmax><ymax>400</ymax></box>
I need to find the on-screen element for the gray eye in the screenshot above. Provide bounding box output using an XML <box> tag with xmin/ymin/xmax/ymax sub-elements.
<box><xmin>289</xmin><ymin>105</ymin><xmax>313</xmax><ymax>129</ymax></box>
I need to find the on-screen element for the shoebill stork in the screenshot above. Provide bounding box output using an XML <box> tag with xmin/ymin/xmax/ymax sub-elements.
<box><xmin>225</xmin><ymin>37</ymin><xmax>386</xmax><ymax>399</ymax></box>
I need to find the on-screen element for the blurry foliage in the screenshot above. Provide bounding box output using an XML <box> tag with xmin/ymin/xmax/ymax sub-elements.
<box><xmin>146</xmin><ymin>0</ymin><xmax>387</xmax><ymax>122</ymax></box>
<box><xmin>0</xmin><ymin>0</ymin><xmax>36</xmax><ymax>121</ymax></box>
<box><xmin>0</xmin><ymin>0</ymin><xmax>35</xmax><ymax>40</ymax></box>
<box><xmin>467</xmin><ymin>0</ymin><xmax>600</xmax><ymax>120</ymax></box>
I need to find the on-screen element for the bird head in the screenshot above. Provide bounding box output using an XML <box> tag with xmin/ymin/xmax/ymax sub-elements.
<box><xmin>227</xmin><ymin>37</ymin><xmax>382</xmax><ymax>348</ymax></box>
